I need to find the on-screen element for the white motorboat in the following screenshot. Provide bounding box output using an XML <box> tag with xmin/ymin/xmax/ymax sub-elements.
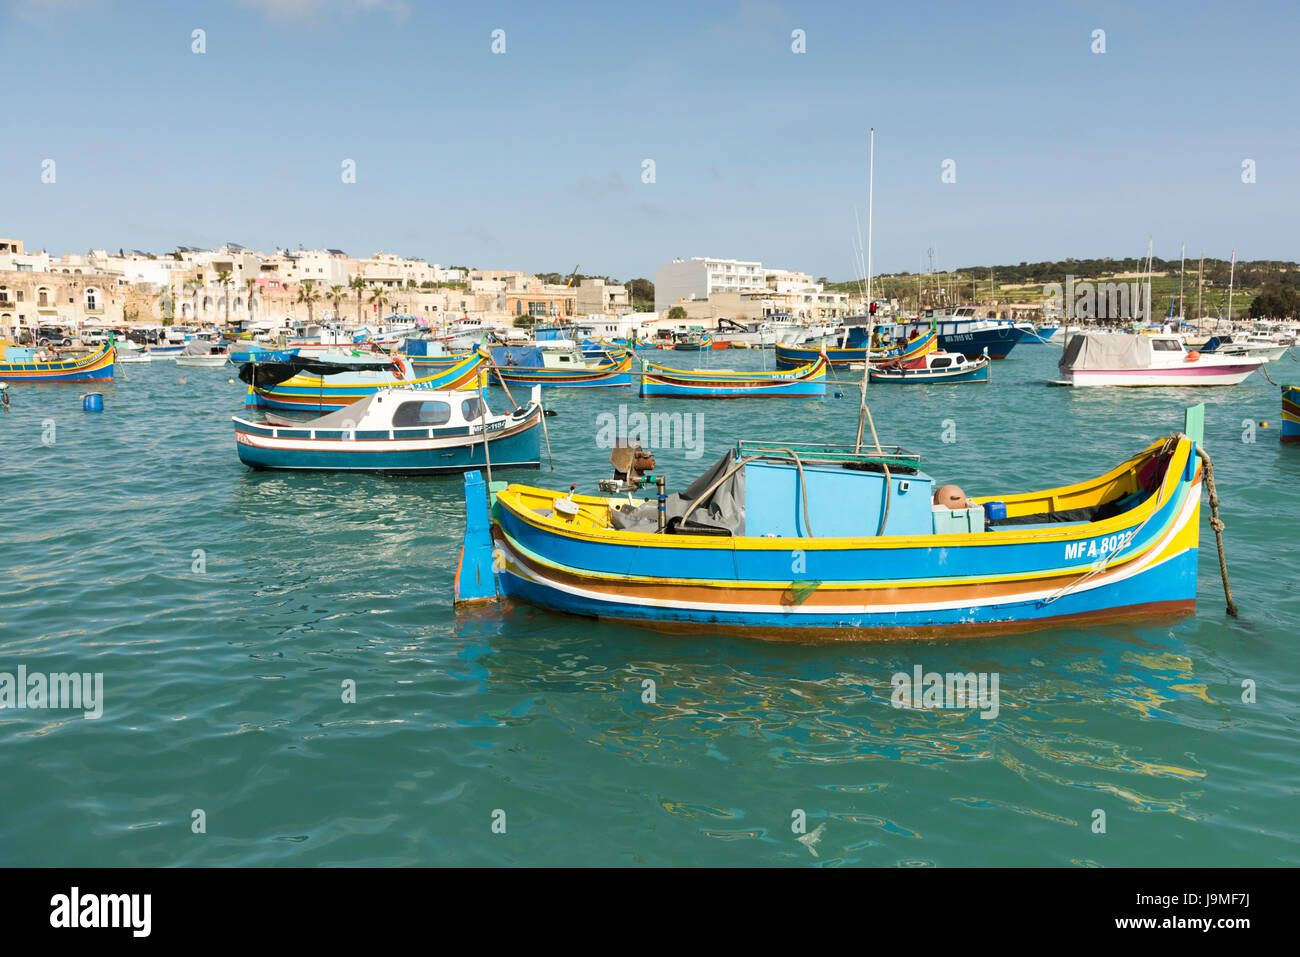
<box><xmin>1053</xmin><ymin>333</ymin><xmax>1266</xmax><ymax>387</ymax></box>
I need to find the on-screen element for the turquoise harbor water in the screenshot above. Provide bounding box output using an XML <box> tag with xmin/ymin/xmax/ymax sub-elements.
<box><xmin>2</xmin><ymin>346</ymin><xmax>1298</xmax><ymax>867</ymax></box>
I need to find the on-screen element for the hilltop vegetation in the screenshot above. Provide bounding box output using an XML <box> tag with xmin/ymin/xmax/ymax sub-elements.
<box><xmin>827</xmin><ymin>256</ymin><xmax>1300</xmax><ymax>317</ymax></box>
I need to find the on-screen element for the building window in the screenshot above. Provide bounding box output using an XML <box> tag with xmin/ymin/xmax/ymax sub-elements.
<box><xmin>38</xmin><ymin>288</ymin><xmax>50</xmax><ymax>306</ymax></box>
<box><xmin>85</xmin><ymin>288</ymin><xmax>100</xmax><ymax>311</ymax></box>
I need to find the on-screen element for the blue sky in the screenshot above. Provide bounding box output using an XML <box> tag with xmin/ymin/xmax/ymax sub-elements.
<box><xmin>2</xmin><ymin>0</ymin><xmax>1295</xmax><ymax>280</ymax></box>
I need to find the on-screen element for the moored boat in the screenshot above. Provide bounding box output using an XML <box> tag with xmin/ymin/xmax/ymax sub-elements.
<box><xmin>233</xmin><ymin>385</ymin><xmax>543</xmax><ymax>473</ymax></box>
<box><xmin>775</xmin><ymin>327</ymin><xmax>937</xmax><ymax>369</ymax></box>
<box><xmin>639</xmin><ymin>353</ymin><xmax>828</xmax><ymax>398</ymax></box>
<box><xmin>492</xmin><ymin>346</ymin><xmax>634</xmax><ymax>388</ymax></box>
<box><xmin>868</xmin><ymin>350</ymin><xmax>990</xmax><ymax>384</ymax></box>
<box><xmin>455</xmin><ymin>406</ymin><xmax>1209</xmax><ymax>640</ymax></box>
<box><xmin>242</xmin><ymin>348</ymin><xmax>490</xmax><ymax>412</ymax></box>
<box><xmin>0</xmin><ymin>342</ymin><xmax>115</xmax><ymax>382</ymax></box>
<box><xmin>1054</xmin><ymin>333</ymin><xmax>1265</xmax><ymax>387</ymax></box>
<box><xmin>1283</xmin><ymin>385</ymin><xmax>1300</xmax><ymax>444</ymax></box>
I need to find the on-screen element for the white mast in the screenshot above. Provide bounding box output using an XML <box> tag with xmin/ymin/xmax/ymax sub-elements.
<box><xmin>1227</xmin><ymin>248</ymin><xmax>1236</xmax><ymax>324</ymax></box>
<box><xmin>1178</xmin><ymin>242</ymin><xmax>1186</xmax><ymax>323</ymax></box>
<box><xmin>856</xmin><ymin>129</ymin><xmax>880</xmax><ymax>454</ymax></box>
<box><xmin>1144</xmin><ymin>238</ymin><xmax>1153</xmax><ymax>325</ymax></box>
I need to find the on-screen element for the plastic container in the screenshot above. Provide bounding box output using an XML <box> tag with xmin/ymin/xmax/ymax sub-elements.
<box><xmin>82</xmin><ymin>392</ymin><xmax>104</xmax><ymax>412</ymax></box>
<box><xmin>982</xmin><ymin>500</ymin><xmax>1007</xmax><ymax>521</ymax></box>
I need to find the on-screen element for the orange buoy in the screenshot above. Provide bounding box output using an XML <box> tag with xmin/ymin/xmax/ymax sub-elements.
<box><xmin>1186</xmin><ymin>350</ymin><xmax>1200</xmax><ymax>361</ymax></box>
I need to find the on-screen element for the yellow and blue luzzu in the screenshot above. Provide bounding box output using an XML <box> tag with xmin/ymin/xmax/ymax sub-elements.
<box><xmin>0</xmin><ymin>342</ymin><xmax>115</xmax><ymax>382</ymax></box>
<box><xmin>639</xmin><ymin>352</ymin><xmax>828</xmax><ymax>398</ymax></box>
<box><xmin>456</xmin><ymin>406</ymin><xmax>1207</xmax><ymax>641</ymax></box>
<box><xmin>245</xmin><ymin>349</ymin><xmax>489</xmax><ymax>412</ymax></box>
<box><xmin>776</xmin><ymin>327</ymin><xmax>937</xmax><ymax>369</ymax></box>
<box><xmin>1283</xmin><ymin>385</ymin><xmax>1299</xmax><ymax>444</ymax></box>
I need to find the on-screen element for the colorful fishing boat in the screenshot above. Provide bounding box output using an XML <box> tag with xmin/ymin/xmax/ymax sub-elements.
<box><xmin>243</xmin><ymin>349</ymin><xmax>490</xmax><ymax>412</ymax></box>
<box><xmin>1283</xmin><ymin>385</ymin><xmax>1300</xmax><ymax>444</ymax></box>
<box><xmin>492</xmin><ymin>346</ymin><xmax>634</xmax><ymax>388</ymax></box>
<box><xmin>0</xmin><ymin>342</ymin><xmax>115</xmax><ymax>382</ymax></box>
<box><xmin>455</xmin><ymin>405</ymin><xmax>1208</xmax><ymax>640</ymax></box>
<box><xmin>639</xmin><ymin>353</ymin><xmax>828</xmax><ymax>398</ymax></box>
<box><xmin>868</xmin><ymin>351</ymin><xmax>990</xmax><ymax>384</ymax></box>
<box><xmin>233</xmin><ymin>385</ymin><xmax>542</xmax><ymax>473</ymax></box>
<box><xmin>775</xmin><ymin>327</ymin><xmax>937</xmax><ymax>369</ymax></box>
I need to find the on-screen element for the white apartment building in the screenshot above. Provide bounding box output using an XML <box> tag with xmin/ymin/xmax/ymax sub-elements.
<box><xmin>654</xmin><ymin>257</ymin><xmax>765</xmax><ymax>313</ymax></box>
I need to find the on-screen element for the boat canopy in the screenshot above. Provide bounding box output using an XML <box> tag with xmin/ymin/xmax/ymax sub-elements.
<box><xmin>1061</xmin><ymin>333</ymin><xmax>1154</xmax><ymax>370</ymax></box>
<box><xmin>492</xmin><ymin>345</ymin><xmax>544</xmax><ymax>367</ymax></box>
<box><xmin>237</xmin><ymin>354</ymin><xmax>397</xmax><ymax>387</ymax></box>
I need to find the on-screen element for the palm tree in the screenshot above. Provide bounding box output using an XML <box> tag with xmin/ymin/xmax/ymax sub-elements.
<box><xmin>349</xmin><ymin>275</ymin><xmax>366</xmax><ymax>325</ymax></box>
<box><xmin>296</xmin><ymin>282</ymin><xmax>320</xmax><ymax>324</ymax></box>
<box><xmin>328</xmin><ymin>285</ymin><xmax>345</xmax><ymax>322</ymax></box>
<box><xmin>245</xmin><ymin>278</ymin><xmax>257</xmax><ymax>319</ymax></box>
<box><xmin>217</xmin><ymin>269</ymin><xmax>233</xmax><ymax>326</ymax></box>
<box><xmin>368</xmin><ymin>286</ymin><xmax>390</xmax><ymax>322</ymax></box>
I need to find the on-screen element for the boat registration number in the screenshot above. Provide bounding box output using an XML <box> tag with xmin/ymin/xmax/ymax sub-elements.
<box><xmin>1064</xmin><ymin>529</ymin><xmax>1135</xmax><ymax>562</ymax></box>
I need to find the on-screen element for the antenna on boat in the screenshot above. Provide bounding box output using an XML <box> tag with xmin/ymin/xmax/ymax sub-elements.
<box><xmin>855</xmin><ymin>128</ymin><xmax>883</xmax><ymax>455</ymax></box>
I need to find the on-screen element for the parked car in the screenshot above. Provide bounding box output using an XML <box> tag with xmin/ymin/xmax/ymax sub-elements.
<box><xmin>37</xmin><ymin>326</ymin><xmax>73</xmax><ymax>347</ymax></box>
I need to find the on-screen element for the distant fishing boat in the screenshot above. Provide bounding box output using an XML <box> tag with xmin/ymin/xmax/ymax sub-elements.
<box><xmin>455</xmin><ymin>405</ymin><xmax>1210</xmax><ymax>639</ymax></box>
<box><xmin>900</xmin><ymin>307</ymin><xmax>1031</xmax><ymax>359</ymax></box>
<box><xmin>672</xmin><ymin>332</ymin><xmax>712</xmax><ymax>351</ymax></box>
<box><xmin>243</xmin><ymin>349</ymin><xmax>490</xmax><ymax>412</ymax></box>
<box><xmin>492</xmin><ymin>346</ymin><xmax>634</xmax><ymax>387</ymax></box>
<box><xmin>1283</xmin><ymin>385</ymin><xmax>1300</xmax><ymax>444</ymax></box>
<box><xmin>233</xmin><ymin>385</ymin><xmax>543</xmax><ymax>473</ymax></box>
<box><xmin>639</xmin><ymin>353</ymin><xmax>828</xmax><ymax>398</ymax></box>
<box><xmin>868</xmin><ymin>351</ymin><xmax>990</xmax><ymax>384</ymax></box>
<box><xmin>229</xmin><ymin>343</ymin><xmax>299</xmax><ymax>364</ymax></box>
<box><xmin>0</xmin><ymin>343</ymin><xmax>115</xmax><ymax>382</ymax></box>
<box><xmin>175</xmin><ymin>340</ymin><xmax>229</xmax><ymax>367</ymax></box>
<box><xmin>1054</xmin><ymin>333</ymin><xmax>1266</xmax><ymax>387</ymax></box>
<box><xmin>775</xmin><ymin>326</ymin><xmax>937</xmax><ymax>369</ymax></box>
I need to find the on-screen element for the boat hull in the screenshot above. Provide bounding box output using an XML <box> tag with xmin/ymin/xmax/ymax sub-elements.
<box><xmin>1056</xmin><ymin>363</ymin><xmax>1263</xmax><ymax>387</ymax></box>
<box><xmin>937</xmin><ymin>326</ymin><xmax>1027</xmax><ymax>359</ymax></box>
<box><xmin>495</xmin><ymin>352</ymin><xmax>634</xmax><ymax>388</ymax></box>
<box><xmin>1283</xmin><ymin>385</ymin><xmax>1300</xmax><ymax>444</ymax></box>
<box><xmin>234</xmin><ymin>409</ymin><xmax>541</xmax><ymax>473</ymax></box>
<box><xmin>474</xmin><ymin>433</ymin><xmax>1203</xmax><ymax>640</ymax></box>
<box><xmin>0</xmin><ymin>344</ymin><xmax>115</xmax><ymax>382</ymax></box>
<box><xmin>869</xmin><ymin>358</ymin><xmax>989</xmax><ymax>384</ymax></box>
<box><xmin>639</xmin><ymin>355</ymin><xmax>828</xmax><ymax>398</ymax></box>
<box><xmin>247</xmin><ymin>352</ymin><xmax>489</xmax><ymax>411</ymax></box>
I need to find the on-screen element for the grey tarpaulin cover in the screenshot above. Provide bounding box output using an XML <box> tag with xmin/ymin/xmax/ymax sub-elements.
<box><xmin>1060</xmin><ymin>333</ymin><xmax>1153</xmax><ymax>370</ymax></box>
<box><xmin>609</xmin><ymin>449</ymin><xmax>746</xmax><ymax>534</ymax></box>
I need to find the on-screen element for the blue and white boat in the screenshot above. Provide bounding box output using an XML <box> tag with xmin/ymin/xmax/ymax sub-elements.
<box><xmin>233</xmin><ymin>385</ymin><xmax>543</xmax><ymax>474</ymax></box>
<box><xmin>899</xmin><ymin>307</ymin><xmax>1032</xmax><ymax>359</ymax></box>
<box><xmin>229</xmin><ymin>343</ymin><xmax>299</xmax><ymax>364</ymax></box>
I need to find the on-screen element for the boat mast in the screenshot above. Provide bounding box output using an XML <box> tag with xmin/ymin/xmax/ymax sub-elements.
<box><xmin>1227</xmin><ymin>248</ymin><xmax>1236</xmax><ymax>325</ymax></box>
<box><xmin>1144</xmin><ymin>238</ymin><xmax>1153</xmax><ymax>326</ymax></box>
<box><xmin>1178</xmin><ymin>243</ymin><xmax>1186</xmax><ymax>322</ymax></box>
<box><xmin>1197</xmin><ymin>252</ymin><xmax>1204</xmax><ymax>327</ymax></box>
<box><xmin>856</xmin><ymin>129</ymin><xmax>881</xmax><ymax>454</ymax></box>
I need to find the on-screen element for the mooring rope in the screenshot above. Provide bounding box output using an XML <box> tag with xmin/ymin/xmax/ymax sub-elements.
<box><xmin>1196</xmin><ymin>445</ymin><xmax>1238</xmax><ymax>617</ymax></box>
<box><xmin>1258</xmin><ymin>362</ymin><xmax>1280</xmax><ymax>387</ymax></box>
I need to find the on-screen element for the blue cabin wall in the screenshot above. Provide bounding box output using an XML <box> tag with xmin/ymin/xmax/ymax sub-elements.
<box><xmin>743</xmin><ymin>460</ymin><xmax>934</xmax><ymax>538</ymax></box>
